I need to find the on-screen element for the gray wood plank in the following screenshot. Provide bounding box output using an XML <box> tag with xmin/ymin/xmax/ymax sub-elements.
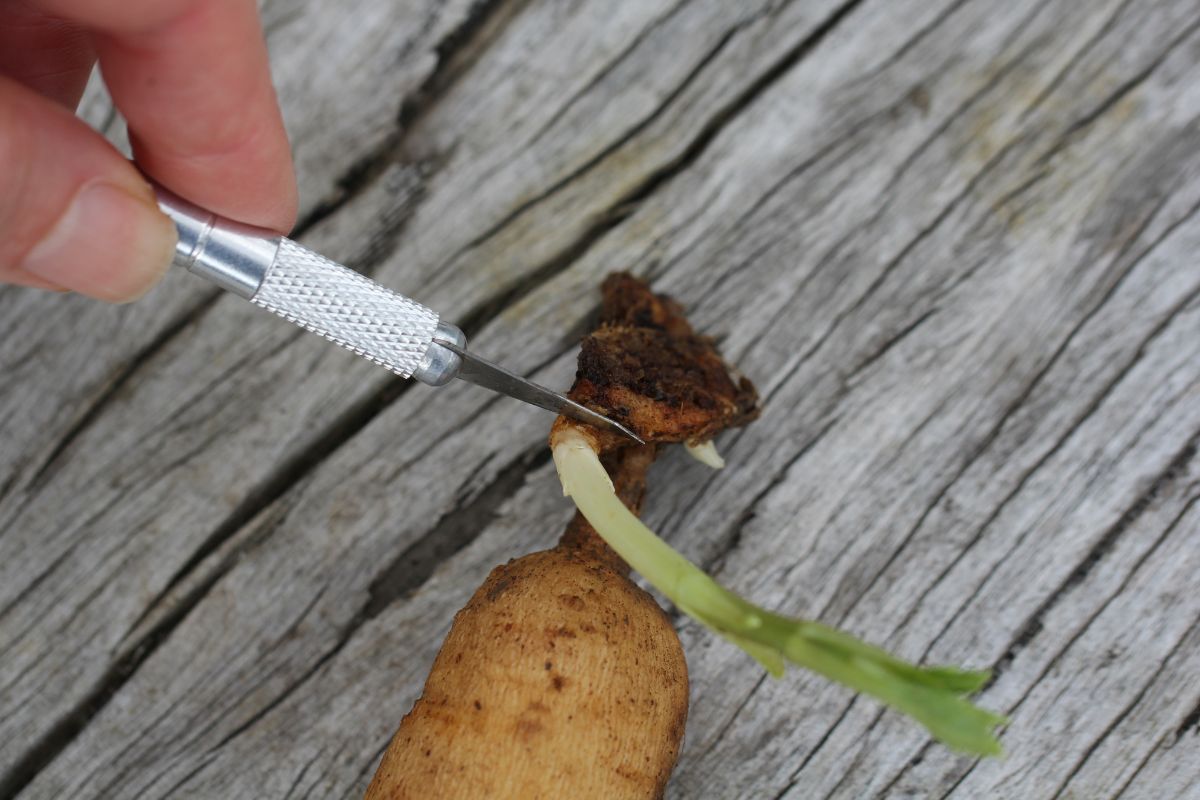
<box><xmin>1</xmin><ymin>0</ymin><xmax>857</xmax><ymax>789</ymax></box>
<box><xmin>3</xmin><ymin>0</ymin><xmax>1199</xmax><ymax>797</ymax></box>
<box><xmin>1113</xmin><ymin>717</ymin><xmax>1200</xmax><ymax>800</ymax></box>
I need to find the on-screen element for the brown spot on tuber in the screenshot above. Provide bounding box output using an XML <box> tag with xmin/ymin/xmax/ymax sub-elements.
<box><xmin>515</xmin><ymin>719</ymin><xmax>543</xmax><ymax>740</ymax></box>
<box><xmin>486</xmin><ymin>571</ymin><xmax>515</xmax><ymax>601</ymax></box>
<box><xmin>558</xmin><ymin>593</ymin><xmax>585</xmax><ymax>610</ymax></box>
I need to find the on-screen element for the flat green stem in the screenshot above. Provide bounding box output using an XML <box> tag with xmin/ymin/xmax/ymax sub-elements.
<box><xmin>552</xmin><ymin>430</ymin><xmax>1004</xmax><ymax>756</ymax></box>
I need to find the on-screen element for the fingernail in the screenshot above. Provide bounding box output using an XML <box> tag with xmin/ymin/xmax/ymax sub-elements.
<box><xmin>22</xmin><ymin>181</ymin><xmax>177</xmax><ymax>303</ymax></box>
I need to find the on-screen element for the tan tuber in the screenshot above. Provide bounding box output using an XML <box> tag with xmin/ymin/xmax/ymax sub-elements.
<box><xmin>366</xmin><ymin>274</ymin><xmax>759</xmax><ymax>799</ymax></box>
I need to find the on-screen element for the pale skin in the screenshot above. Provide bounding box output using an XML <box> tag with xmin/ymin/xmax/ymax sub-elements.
<box><xmin>0</xmin><ymin>0</ymin><xmax>296</xmax><ymax>302</ymax></box>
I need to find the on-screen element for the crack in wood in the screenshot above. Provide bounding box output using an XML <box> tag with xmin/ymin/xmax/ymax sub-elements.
<box><xmin>770</xmin><ymin>696</ymin><xmax>861</xmax><ymax>800</ymax></box>
<box><xmin>343</xmin><ymin>740</ymin><xmax>391</xmax><ymax>800</ymax></box>
<box><xmin>845</xmin><ymin>307</ymin><xmax>939</xmax><ymax>383</ymax></box>
<box><xmin>878</xmin><ymin>739</ymin><xmax>936</xmax><ymax>797</ymax></box>
<box><xmin>1016</xmin><ymin>0</ymin><xmax>1136</xmax><ymax>123</ymax></box>
<box><xmin>148</xmin><ymin>748</ymin><xmax>223</xmax><ymax>799</ymax></box>
<box><xmin>881</xmin><ymin>427</ymin><xmax>1200</xmax><ymax>797</ymax></box>
<box><xmin>26</xmin><ymin>568</ymin><xmax>124</xmax><ymax>682</ymax></box>
<box><xmin>89</xmin><ymin>632</ymin><xmax>295</xmax><ymax>798</ymax></box>
<box><xmin>812</xmin><ymin>393</ymin><xmax>959</xmax><ymax>605</ymax></box>
<box><xmin>15</xmin><ymin>436</ymin><xmax>551</xmax><ymax>799</ymax></box>
<box><xmin>879</xmin><ymin>196</ymin><xmax>1200</xmax><ymax>658</ymax></box>
<box><xmin>444</xmin><ymin>0</ymin><xmax>868</xmax><ymax>270</ymax></box>
<box><xmin>675</xmin><ymin>132</ymin><xmax>870</xmax><ymax>309</ymax></box>
<box><xmin>986</xmin><ymin>164</ymin><xmax>1053</xmax><ymax>217</ymax></box>
<box><xmin>693</xmin><ymin>672</ymin><xmax>770</xmax><ymax>765</ymax></box>
<box><xmin>1177</xmin><ymin>697</ymin><xmax>1200</xmax><ymax>741</ymax></box>
<box><xmin>933</xmin><ymin>749</ymin><xmax>975</xmax><ymax>799</ymax></box>
<box><xmin>203</xmin><ymin>657</ymin><xmax>342</xmax><ymax>775</ymax></box>
<box><xmin>363</xmin><ymin>445</ymin><xmax>551</xmax><ymax>618</ymax></box>
<box><xmin>815</xmin><ymin>707</ymin><xmax>890</xmax><ymax>800</ymax></box>
<box><xmin>23</xmin><ymin>290</ymin><xmax>223</xmax><ymax>493</ymax></box>
<box><xmin>438</xmin><ymin>12</ymin><xmax>766</xmax><ymax>270</ymax></box>
<box><xmin>281</xmin><ymin>750</ymin><xmax>321</xmax><ymax>800</ymax></box>
<box><xmin>298</xmin><ymin>739</ymin><xmax>350</xmax><ymax>800</ymax></box>
<box><xmin>401</xmin><ymin>0</ymin><xmax>532</xmax><ymax>126</ymax></box>
<box><xmin>853</xmin><ymin>0</ymin><xmax>974</xmax><ymax>88</ymax></box>
<box><xmin>519</xmin><ymin>0</ymin><xmax>693</xmax><ymax>154</ymax></box>
<box><xmin>1108</xmin><ymin>722</ymin><xmax>1185</xmax><ymax>799</ymax></box>
<box><xmin>0</xmin><ymin>534</ymin><xmax>83</xmax><ymax>630</ymax></box>
<box><xmin>872</xmin><ymin>0</ymin><xmax>1049</xmax><ymax>204</ymax></box>
<box><xmin>0</xmin><ymin>647</ymin><xmax>133</xmax><ymax>799</ymax></box>
<box><xmin>755</xmin><ymin>121</ymin><xmax>1029</xmax><ymax>411</ymax></box>
<box><xmin>1047</xmin><ymin>604</ymin><xmax>1200</xmax><ymax>799</ymax></box>
<box><xmin>848</xmin><ymin>329</ymin><xmax>1102</xmax><ymax>634</ymax></box>
<box><xmin>0</xmin><ymin>479</ymin><xmax>137</xmax><ymax>638</ymax></box>
<box><xmin>128</xmin><ymin>376</ymin><xmax>419</xmax><ymax>639</ymax></box>
<box><xmin>292</xmin><ymin>0</ymin><xmax>523</xmax><ymax>236</ymax></box>
<box><xmin>990</xmin><ymin>441</ymin><xmax>1199</xmax><ymax>685</ymax></box>
<box><xmin>701</xmin><ymin>414</ymin><xmax>841</xmax><ymax>577</ymax></box>
<box><xmin>1034</xmin><ymin>13</ymin><xmax>1200</xmax><ymax>169</ymax></box>
<box><xmin>758</xmin><ymin>56</ymin><xmax>1069</xmax><ymax>396</ymax></box>
<box><xmin>0</xmin><ymin>474</ymin><xmax>15</xmax><ymax>516</ymax></box>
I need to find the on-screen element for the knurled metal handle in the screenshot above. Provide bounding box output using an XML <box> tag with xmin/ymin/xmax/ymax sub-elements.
<box><xmin>155</xmin><ymin>186</ymin><xmax>459</xmax><ymax>382</ymax></box>
<box><xmin>252</xmin><ymin>239</ymin><xmax>438</xmax><ymax>378</ymax></box>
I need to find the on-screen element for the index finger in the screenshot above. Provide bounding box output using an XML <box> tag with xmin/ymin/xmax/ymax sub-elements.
<box><xmin>35</xmin><ymin>0</ymin><xmax>298</xmax><ymax>232</ymax></box>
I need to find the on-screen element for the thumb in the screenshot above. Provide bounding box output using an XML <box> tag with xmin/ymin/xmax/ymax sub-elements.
<box><xmin>0</xmin><ymin>75</ymin><xmax>177</xmax><ymax>302</ymax></box>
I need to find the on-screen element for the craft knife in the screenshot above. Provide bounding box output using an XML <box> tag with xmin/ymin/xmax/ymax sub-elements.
<box><xmin>154</xmin><ymin>187</ymin><xmax>642</xmax><ymax>443</ymax></box>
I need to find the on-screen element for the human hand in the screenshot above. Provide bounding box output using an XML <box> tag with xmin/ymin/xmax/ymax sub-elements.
<box><xmin>0</xmin><ymin>0</ymin><xmax>297</xmax><ymax>302</ymax></box>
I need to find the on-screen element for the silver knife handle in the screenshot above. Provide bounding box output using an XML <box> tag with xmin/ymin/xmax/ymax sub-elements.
<box><xmin>252</xmin><ymin>238</ymin><xmax>438</xmax><ymax>378</ymax></box>
<box><xmin>155</xmin><ymin>186</ymin><xmax>462</xmax><ymax>383</ymax></box>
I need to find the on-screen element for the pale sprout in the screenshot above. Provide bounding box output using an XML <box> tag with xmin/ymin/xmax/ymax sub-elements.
<box><xmin>551</xmin><ymin>425</ymin><xmax>1005</xmax><ymax>756</ymax></box>
<box><xmin>685</xmin><ymin>440</ymin><xmax>725</xmax><ymax>469</ymax></box>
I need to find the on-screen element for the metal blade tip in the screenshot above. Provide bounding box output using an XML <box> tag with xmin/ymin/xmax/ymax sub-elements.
<box><xmin>436</xmin><ymin>338</ymin><xmax>644</xmax><ymax>444</ymax></box>
<box><xmin>558</xmin><ymin>399</ymin><xmax>645</xmax><ymax>444</ymax></box>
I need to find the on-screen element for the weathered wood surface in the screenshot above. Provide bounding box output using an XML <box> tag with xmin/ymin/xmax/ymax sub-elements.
<box><xmin>2</xmin><ymin>0</ymin><xmax>1199</xmax><ymax>796</ymax></box>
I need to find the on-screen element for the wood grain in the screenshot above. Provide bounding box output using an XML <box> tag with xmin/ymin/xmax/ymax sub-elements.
<box><xmin>2</xmin><ymin>0</ymin><xmax>1198</xmax><ymax>797</ymax></box>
